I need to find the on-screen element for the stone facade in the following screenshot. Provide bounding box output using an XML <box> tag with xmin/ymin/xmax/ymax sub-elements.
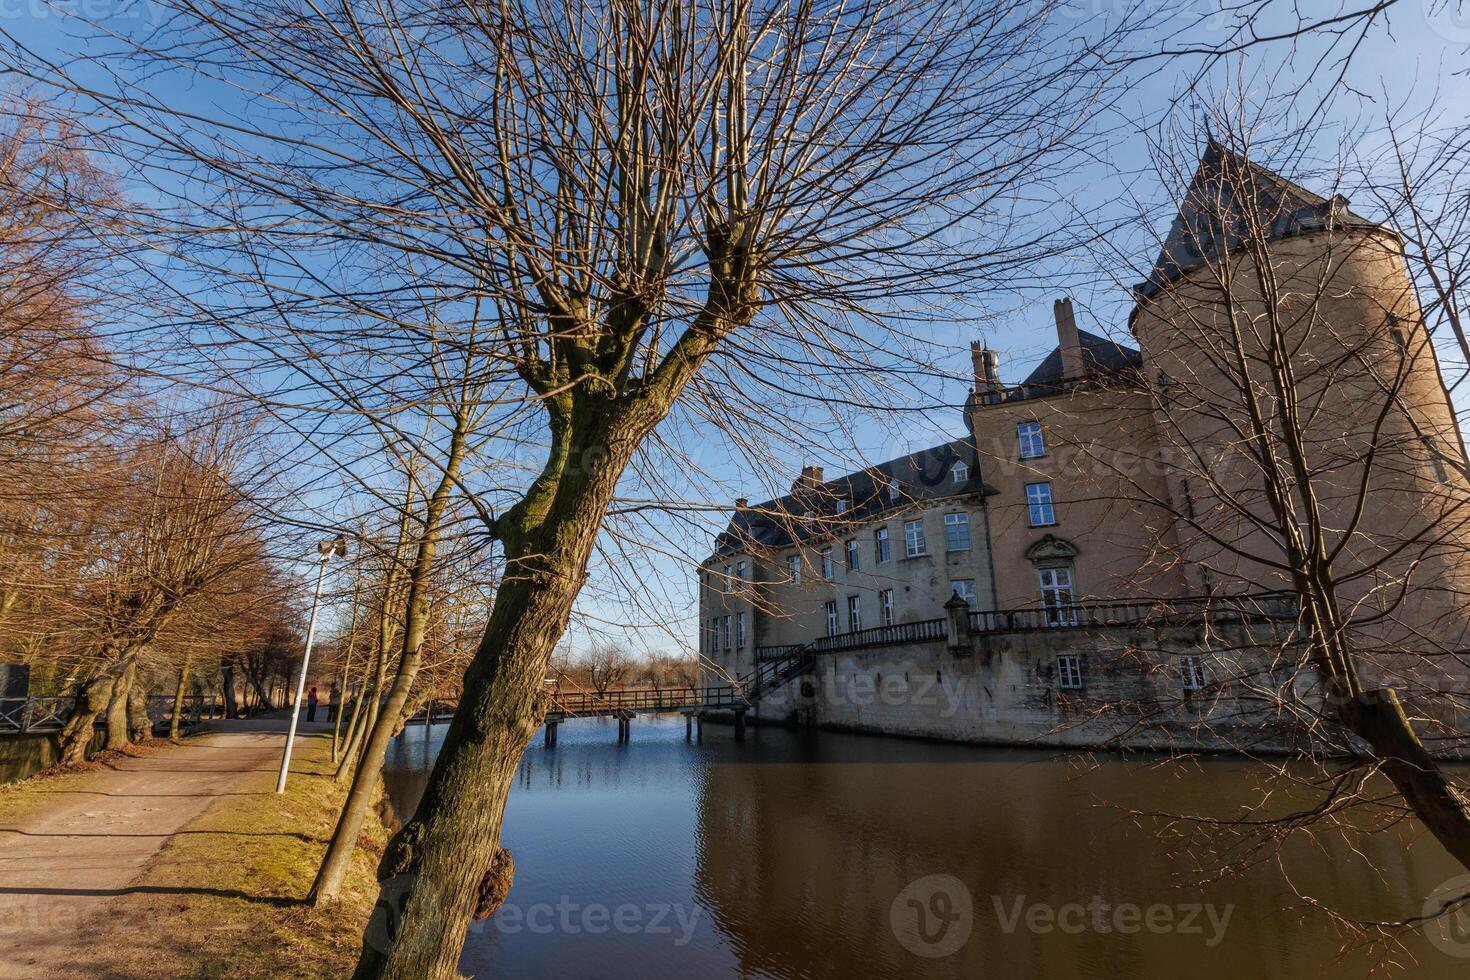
<box><xmin>698</xmin><ymin>146</ymin><xmax>1470</xmax><ymax>752</ymax></box>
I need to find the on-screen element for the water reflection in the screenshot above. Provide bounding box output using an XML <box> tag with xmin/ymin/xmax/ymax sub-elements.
<box><xmin>383</xmin><ymin>716</ymin><xmax>1464</xmax><ymax>979</ymax></box>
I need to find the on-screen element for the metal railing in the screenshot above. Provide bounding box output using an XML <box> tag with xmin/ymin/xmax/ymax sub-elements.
<box><xmin>0</xmin><ymin>697</ymin><xmax>71</xmax><ymax>733</ymax></box>
<box><xmin>748</xmin><ymin>593</ymin><xmax>1298</xmax><ymax>661</ymax></box>
<box><xmin>0</xmin><ymin>694</ymin><xmax>226</xmax><ymax>735</ymax></box>
<box><xmin>969</xmin><ymin>594</ymin><xmax>1298</xmax><ymax>634</ymax></box>
<box><xmin>805</xmin><ymin>618</ymin><xmax>948</xmax><ymax>655</ymax></box>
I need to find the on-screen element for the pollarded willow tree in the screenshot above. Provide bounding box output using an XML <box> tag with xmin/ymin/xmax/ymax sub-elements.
<box><xmin>5</xmin><ymin>0</ymin><xmax>1143</xmax><ymax>973</ymax></box>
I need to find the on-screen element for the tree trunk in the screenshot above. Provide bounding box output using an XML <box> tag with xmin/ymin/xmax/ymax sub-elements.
<box><xmin>337</xmin><ymin>628</ymin><xmax>391</xmax><ymax>784</ymax></box>
<box><xmin>309</xmin><ymin>637</ymin><xmax>424</xmax><ymax>904</ymax></box>
<box><xmin>58</xmin><ymin>673</ymin><xmax>113</xmax><ymax>765</ymax></box>
<box><xmin>127</xmin><ymin>673</ymin><xmax>151</xmax><ymax>742</ymax></box>
<box><xmin>312</xmin><ymin>411</ymin><xmax>470</xmax><ymax>903</ymax></box>
<box><xmin>1338</xmin><ymin>687</ymin><xmax>1470</xmax><ymax>870</ymax></box>
<box><xmin>352</xmin><ymin>540</ymin><xmax>582</xmax><ymax>976</ymax></box>
<box><xmin>222</xmin><ymin>662</ymin><xmax>239</xmax><ymax>719</ymax></box>
<box><xmin>352</xmin><ymin>410</ymin><xmax>627</xmax><ymax>978</ymax></box>
<box><xmin>105</xmin><ymin>662</ymin><xmax>136</xmax><ymax>750</ymax></box>
<box><xmin>169</xmin><ymin>664</ymin><xmax>190</xmax><ymax>739</ymax></box>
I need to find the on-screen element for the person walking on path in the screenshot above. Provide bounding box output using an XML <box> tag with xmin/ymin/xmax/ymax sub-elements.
<box><xmin>306</xmin><ymin>686</ymin><xmax>318</xmax><ymax>723</ymax></box>
<box><xmin>327</xmin><ymin>681</ymin><xmax>340</xmax><ymax>721</ymax></box>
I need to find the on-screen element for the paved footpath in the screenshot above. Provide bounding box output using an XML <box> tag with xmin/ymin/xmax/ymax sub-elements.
<box><xmin>0</xmin><ymin>718</ymin><xmax>331</xmax><ymax>978</ymax></box>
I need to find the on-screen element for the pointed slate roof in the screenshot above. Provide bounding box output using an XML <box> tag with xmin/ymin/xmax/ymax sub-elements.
<box><xmin>1135</xmin><ymin>141</ymin><xmax>1380</xmax><ymax>302</ymax></box>
<box><xmin>1021</xmin><ymin>328</ymin><xmax>1142</xmax><ymax>386</ymax></box>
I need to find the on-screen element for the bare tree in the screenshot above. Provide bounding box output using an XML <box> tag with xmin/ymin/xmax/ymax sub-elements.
<box><xmin>0</xmin><ymin>0</ymin><xmax>1146</xmax><ymax>971</ymax></box>
<box><xmin>584</xmin><ymin>643</ymin><xmax>634</xmax><ymax>697</ymax></box>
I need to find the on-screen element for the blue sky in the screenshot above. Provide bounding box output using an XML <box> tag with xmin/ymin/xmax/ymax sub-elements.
<box><xmin>9</xmin><ymin>1</ymin><xmax>1470</xmax><ymax>659</ymax></box>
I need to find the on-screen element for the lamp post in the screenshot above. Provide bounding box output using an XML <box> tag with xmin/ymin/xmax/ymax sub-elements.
<box><xmin>276</xmin><ymin>534</ymin><xmax>347</xmax><ymax>794</ymax></box>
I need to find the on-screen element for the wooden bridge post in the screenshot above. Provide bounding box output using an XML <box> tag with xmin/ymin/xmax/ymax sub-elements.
<box><xmin>734</xmin><ymin>708</ymin><xmax>747</xmax><ymax>741</ymax></box>
<box><xmin>696</xmin><ymin>713</ymin><xmax>704</xmax><ymax>743</ymax></box>
<box><xmin>685</xmin><ymin>713</ymin><xmax>692</xmax><ymax>741</ymax></box>
<box><xmin>544</xmin><ymin>720</ymin><xmax>558</xmax><ymax>747</ymax></box>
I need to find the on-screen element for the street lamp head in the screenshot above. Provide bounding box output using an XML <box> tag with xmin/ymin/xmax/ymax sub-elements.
<box><xmin>318</xmin><ymin>534</ymin><xmax>348</xmax><ymax>559</ymax></box>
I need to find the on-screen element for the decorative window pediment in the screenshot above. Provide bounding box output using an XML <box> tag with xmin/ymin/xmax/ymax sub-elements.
<box><xmin>1025</xmin><ymin>534</ymin><xmax>1078</xmax><ymax>565</ymax></box>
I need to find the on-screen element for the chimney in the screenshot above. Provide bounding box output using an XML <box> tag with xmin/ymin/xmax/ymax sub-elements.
<box><xmin>734</xmin><ymin>497</ymin><xmax>749</xmax><ymax>511</ymax></box>
<box><xmin>792</xmin><ymin>465</ymin><xmax>824</xmax><ymax>493</ymax></box>
<box><xmin>970</xmin><ymin>341</ymin><xmax>1001</xmax><ymax>396</ymax></box>
<box><xmin>1054</xmin><ymin>297</ymin><xmax>1084</xmax><ymax>379</ymax></box>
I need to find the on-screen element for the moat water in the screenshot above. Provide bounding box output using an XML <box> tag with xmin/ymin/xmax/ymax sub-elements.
<box><xmin>383</xmin><ymin>715</ymin><xmax>1468</xmax><ymax>979</ymax></box>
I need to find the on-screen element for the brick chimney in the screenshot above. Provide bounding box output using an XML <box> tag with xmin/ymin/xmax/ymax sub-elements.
<box><xmin>1054</xmin><ymin>297</ymin><xmax>1084</xmax><ymax>379</ymax></box>
<box><xmin>792</xmin><ymin>465</ymin><xmax>824</xmax><ymax>493</ymax></box>
<box><xmin>970</xmin><ymin>341</ymin><xmax>1001</xmax><ymax>396</ymax></box>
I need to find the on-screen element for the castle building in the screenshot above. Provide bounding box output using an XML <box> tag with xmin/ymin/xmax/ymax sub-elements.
<box><xmin>698</xmin><ymin>145</ymin><xmax>1470</xmax><ymax>750</ymax></box>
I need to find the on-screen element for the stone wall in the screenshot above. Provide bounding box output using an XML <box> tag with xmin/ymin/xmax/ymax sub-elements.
<box><xmin>753</xmin><ymin>620</ymin><xmax>1315</xmax><ymax>753</ymax></box>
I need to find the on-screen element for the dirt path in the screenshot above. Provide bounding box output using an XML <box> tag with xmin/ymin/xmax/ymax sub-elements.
<box><xmin>0</xmin><ymin>719</ymin><xmax>331</xmax><ymax>978</ymax></box>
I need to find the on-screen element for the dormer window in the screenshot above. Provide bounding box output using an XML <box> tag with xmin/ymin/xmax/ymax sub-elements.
<box><xmin>951</xmin><ymin>461</ymin><xmax>968</xmax><ymax>483</ymax></box>
<box><xmin>804</xmin><ymin>510</ymin><xmax>815</xmax><ymax>520</ymax></box>
<box><xmin>835</xmin><ymin>499</ymin><xmax>849</xmax><ymax>514</ymax></box>
<box><xmin>888</xmin><ymin>482</ymin><xmax>900</xmax><ymax>501</ymax></box>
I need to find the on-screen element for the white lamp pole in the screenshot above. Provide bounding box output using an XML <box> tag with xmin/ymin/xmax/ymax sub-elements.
<box><xmin>276</xmin><ymin>535</ymin><xmax>347</xmax><ymax>793</ymax></box>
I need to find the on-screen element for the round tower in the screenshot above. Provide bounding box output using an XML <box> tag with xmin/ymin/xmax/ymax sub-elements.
<box><xmin>1129</xmin><ymin>144</ymin><xmax>1470</xmax><ymax>697</ymax></box>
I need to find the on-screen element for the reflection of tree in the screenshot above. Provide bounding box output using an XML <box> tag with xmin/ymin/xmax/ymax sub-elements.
<box><xmin>692</xmin><ymin>741</ymin><xmax>1463</xmax><ymax>979</ymax></box>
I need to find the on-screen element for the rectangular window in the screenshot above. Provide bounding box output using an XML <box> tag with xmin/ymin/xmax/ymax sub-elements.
<box><xmin>735</xmin><ymin>612</ymin><xmax>746</xmax><ymax>649</ymax></box>
<box><xmin>950</xmin><ymin>579</ymin><xmax>977</xmax><ymax>608</ymax></box>
<box><xmin>736</xmin><ymin>559</ymin><xmax>746</xmax><ymax>581</ymax></box>
<box><xmin>1057</xmin><ymin>654</ymin><xmax>1083</xmax><ymax>690</ymax></box>
<box><xmin>904</xmin><ymin>519</ymin><xmax>927</xmax><ymax>557</ymax></box>
<box><xmin>875</xmin><ymin>526</ymin><xmax>891</xmax><ymax>563</ymax></box>
<box><xmin>836</xmin><ymin>499</ymin><xmax>849</xmax><ymax>514</ymax></box>
<box><xmin>888</xmin><ymin>481</ymin><xmax>900</xmax><ymax>501</ymax></box>
<box><xmin>1181</xmin><ymin>655</ymin><xmax>1205</xmax><ymax>691</ymax></box>
<box><xmin>944</xmin><ymin>512</ymin><xmax>971</xmax><ymax>551</ymax></box>
<box><xmin>825</xmin><ymin>600</ymin><xmax>839</xmax><ymax>636</ymax></box>
<box><xmin>846</xmin><ymin>539</ymin><xmax>860</xmax><ymax>571</ymax></box>
<box><xmin>821</xmin><ymin>547</ymin><xmax>834</xmax><ymax>579</ymax></box>
<box><xmin>848</xmin><ymin>595</ymin><xmax>862</xmax><ymax>632</ymax></box>
<box><xmin>880</xmin><ymin>588</ymin><xmax>895</xmax><ymax>626</ymax></box>
<box><xmin>706</xmin><ymin>618</ymin><xmax>715</xmax><ymax>654</ymax></box>
<box><xmin>788</xmin><ymin>555</ymin><xmax>801</xmax><ymax>584</ymax></box>
<box><xmin>1026</xmin><ymin>482</ymin><xmax>1056</xmax><ymax>526</ymax></box>
<box><xmin>723</xmin><ymin>615</ymin><xmax>732</xmax><ymax>650</ymax></box>
<box><xmin>1017</xmin><ymin>421</ymin><xmax>1045</xmax><ymax>459</ymax></box>
<box><xmin>1039</xmin><ymin>566</ymin><xmax>1076</xmax><ymax>626</ymax></box>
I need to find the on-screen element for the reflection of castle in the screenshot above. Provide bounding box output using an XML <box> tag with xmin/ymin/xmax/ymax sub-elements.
<box><xmin>699</xmin><ymin>146</ymin><xmax>1470</xmax><ymax>749</ymax></box>
<box><xmin>692</xmin><ymin>739</ymin><xmax>1461</xmax><ymax>979</ymax></box>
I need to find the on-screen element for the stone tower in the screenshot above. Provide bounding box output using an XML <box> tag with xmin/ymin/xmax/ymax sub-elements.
<box><xmin>1129</xmin><ymin>142</ymin><xmax>1470</xmax><ymax>695</ymax></box>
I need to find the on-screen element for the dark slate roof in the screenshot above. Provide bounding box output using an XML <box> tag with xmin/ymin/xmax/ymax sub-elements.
<box><xmin>1135</xmin><ymin>140</ymin><xmax>1380</xmax><ymax>302</ymax></box>
<box><xmin>1020</xmin><ymin>328</ymin><xmax>1143</xmax><ymax>386</ymax></box>
<box><xmin>710</xmin><ymin>437</ymin><xmax>990</xmax><ymax>559</ymax></box>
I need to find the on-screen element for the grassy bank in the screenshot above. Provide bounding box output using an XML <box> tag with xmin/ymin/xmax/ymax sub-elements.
<box><xmin>6</xmin><ymin>731</ymin><xmax>390</xmax><ymax>978</ymax></box>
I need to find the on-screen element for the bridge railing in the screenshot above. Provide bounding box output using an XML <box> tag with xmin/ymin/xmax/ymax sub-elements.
<box><xmin>750</xmin><ymin>593</ymin><xmax>1299</xmax><ymax>661</ymax></box>
<box><xmin>0</xmin><ymin>697</ymin><xmax>72</xmax><ymax>734</ymax></box>
<box><xmin>548</xmin><ymin>684</ymin><xmax>744</xmax><ymax>716</ymax></box>
<box><xmin>0</xmin><ymin>694</ymin><xmax>226</xmax><ymax>736</ymax></box>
